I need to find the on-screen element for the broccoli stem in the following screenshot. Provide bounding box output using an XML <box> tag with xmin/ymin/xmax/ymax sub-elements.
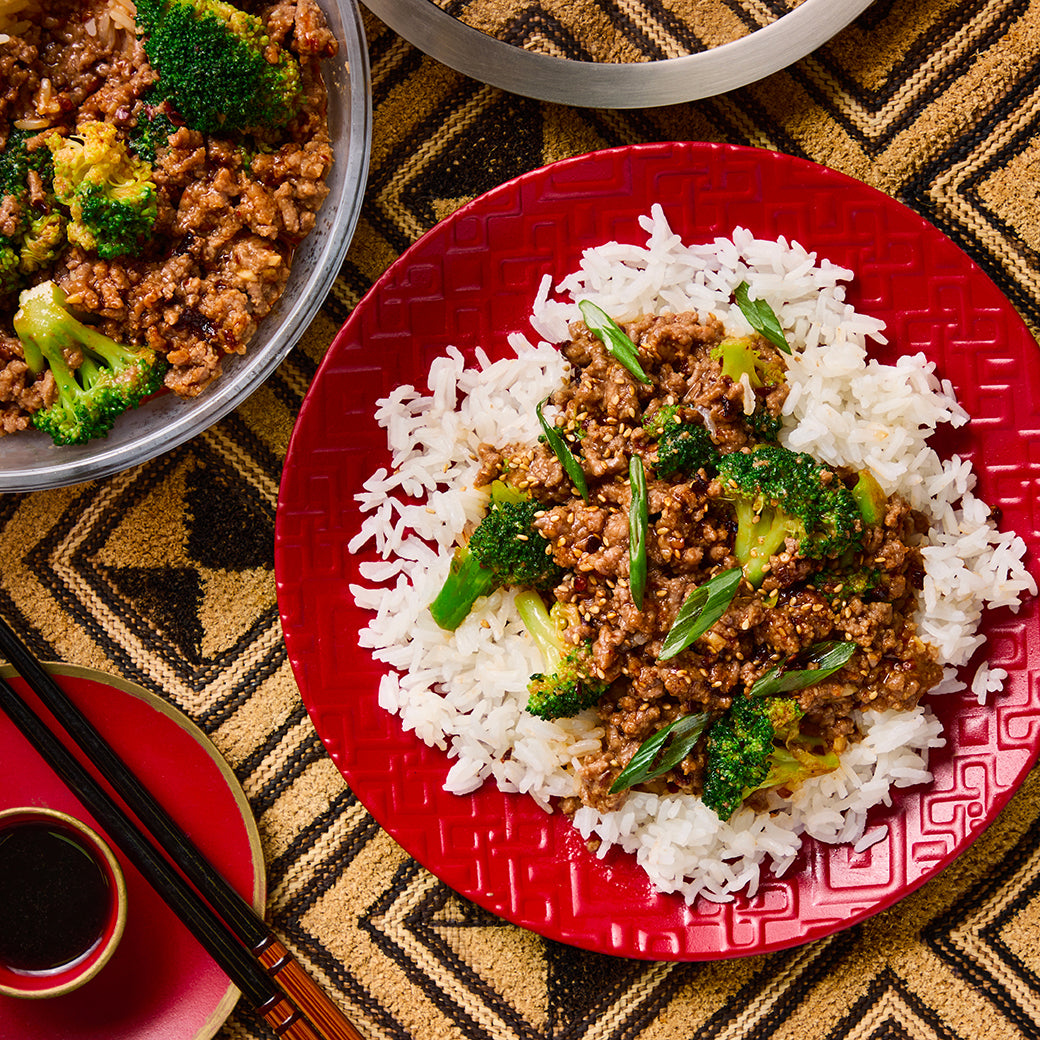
<box><xmin>514</xmin><ymin>589</ymin><xmax>563</xmax><ymax>668</ymax></box>
<box><xmin>516</xmin><ymin>590</ymin><xmax>605</xmax><ymax>720</ymax></box>
<box><xmin>429</xmin><ymin>548</ymin><xmax>497</xmax><ymax>631</ymax></box>
<box><xmin>731</xmin><ymin>499</ymin><xmax>791</xmax><ymax>588</ymax></box>
<box><xmin>13</xmin><ymin>280</ymin><xmax>167</xmax><ymax>445</ymax></box>
<box><xmin>852</xmin><ymin>470</ymin><xmax>887</xmax><ymax>524</ymax></box>
<box><xmin>16</xmin><ymin>283</ymin><xmax>128</xmax><ymax>377</ymax></box>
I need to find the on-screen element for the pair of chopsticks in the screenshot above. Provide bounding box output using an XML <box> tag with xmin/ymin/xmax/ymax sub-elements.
<box><xmin>0</xmin><ymin>615</ymin><xmax>364</xmax><ymax>1040</ymax></box>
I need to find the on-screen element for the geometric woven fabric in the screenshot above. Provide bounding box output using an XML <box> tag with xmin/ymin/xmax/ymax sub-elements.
<box><xmin>1</xmin><ymin>0</ymin><xmax>1038</xmax><ymax>1037</ymax></box>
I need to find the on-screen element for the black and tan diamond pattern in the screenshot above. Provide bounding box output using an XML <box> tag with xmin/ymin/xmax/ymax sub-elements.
<box><xmin>424</xmin><ymin>0</ymin><xmax>808</xmax><ymax>62</ymax></box>
<box><xmin>2</xmin><ymin>0</ymin><xmax>1039</xmax><ymax>1037</ymax></box>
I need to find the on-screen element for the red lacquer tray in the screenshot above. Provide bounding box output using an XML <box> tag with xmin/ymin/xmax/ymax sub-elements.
<box><xmin>275</xmin><ymin>142</ymin><xmax>1040</xmax><ymax>959</ymax></box>
<box><xmin>0</xmin><ymin>665</ymin><xmax>264</xmax><ymax>1037</ymax></box>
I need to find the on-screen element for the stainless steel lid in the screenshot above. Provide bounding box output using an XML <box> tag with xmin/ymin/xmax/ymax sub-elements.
<box><xmin>362</xmin><ymin>0</ymin><xmax>875</xmax><ymax>108</ymax></box>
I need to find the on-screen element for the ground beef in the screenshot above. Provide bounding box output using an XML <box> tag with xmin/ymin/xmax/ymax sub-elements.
<box><xmin>478</xmin><ymin>312</ymin><xmax>943</xmax><ymax>813</ymax></box>
<box><xmin>0</xmin><ymin>0</ymin><xmax>335</xmax><ymax>419</ymax></box>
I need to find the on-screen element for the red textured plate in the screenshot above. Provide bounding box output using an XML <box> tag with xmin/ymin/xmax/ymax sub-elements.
<box><xmin>275</xmin><ymin>142</ymin><xmax>1040</xmax><ymax>959</ymax></box>
<box><xmin>0</xmin><ymin>665</ymin><xmax>264</xmax><ymax>1037</ymax></box>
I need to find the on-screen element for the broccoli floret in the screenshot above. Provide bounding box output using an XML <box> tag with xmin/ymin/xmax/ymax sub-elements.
<box><xmin>702</xmin><ymin>694</ymin><xmax>840</xmax><ymax>819</ymax></box>
<box><xmin>135</xmin><ymin>0</ymin><xmax>304</xmax><ymax>134</ymax></box>
<box><xmin>658</xmin><ymin>423</ymin><xmax>720</xmax><ymax>479</ymax></box>
<box><xmin>717</xmin><ymin>444</ymin><xmax>863</xmax><ymax>587</ymax></box>
<box><xmin>744</xmin><ymin>408</ymin><xmax>783</xmax><ymax>443</ymax></box>
<box><xmin>0</xmin><ymin>129</ymin><xmax>55</xmax><ymax>199</ymax></box>
<box><xmin>13</xmin><ymin>281</ymin><xmax>168</xmax><ymax>445</ymax></box>
<box><xmin>19</xmin><ymin>213</ymin><xmax>65</xmax><ymax>273</ymax></box>
<box><xmin>0</xmin><ymin>248</ymin><xmax>17</xmax><ymax>296</ymax></box>
<box><xmin>515</xmin><ymin>591</ymin><xmax>607</xmax><ymax>720</ymax></box>
<box><xmin>747</xmin><ymin>739</ymin><xmax>841</xmax><ymax>796</ymax></box>
<box><xmin>809</xmin><ymin>565</ymin><xmax>883</xmax><ymax>600</ymax></box>
<box><xmin>429</xmin><ymin>482</ymin><xmax>564</xmax><ymax>630</ymax></box>
<box><xmin>0</xmin><ymin>130</ymin><xmax>65</xmax><ymax>297</ymax></box>
<box><xmin>48</xmin><ymin>122</ymin><xmax>157</xmax><ymax>259</ymax></box>
<box><xmin>701</xmin><ymin>695</ymin><xmax>785</xmax><ymax>819</ymax></box>
<box><xmin>712</xmin><ymin>335</ymin><xmax>786</xmax><ymax>443</ymax></box>
<box><xmin>713</xmin><ymin>335</ymin><xmax>784</xmax><ymax>389</ymax></box>
<box><xmin>642</xmin><ymin>403</ymin><xmax>678</xmax><ymax>440</ymax></box>
<box><xmin>801</xmin><ymin>471</ymin><xmax>891</xmax><ymax>598</ymax></box>
<box><xmin>643</xmin><ymin>405</ymin><xmax>720</xmax><ymax>478</ymax></box>
<box><xmin>701</xmin><ymin>695</ymin><xmax>808</xmax><ymax>819</ymax></box>
<box><xmin>128</xmin><ymin>100</ymin><xmax>179</xmax><ymax>164</ymax></box>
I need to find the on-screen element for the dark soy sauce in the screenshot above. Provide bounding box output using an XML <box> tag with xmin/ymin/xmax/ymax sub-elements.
<box><xmin>0</xmin><ymin>822</ymin><xmax>112</xmax><ymax>973</ymax></box>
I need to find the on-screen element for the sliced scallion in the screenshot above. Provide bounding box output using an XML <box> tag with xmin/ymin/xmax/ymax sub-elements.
<box><xmin>749</xmin><ymin>640</ymin><xmax>857</xmax><ymax>698</ymax></box>
<box><xmin>578</xmin><ymin>299</ymin><xmax>651</xmax><ymax>383</ymax></box>
<box><xmin>628</xmin><ymin>455</ymin><xmax>648</xmax><ymax>610</ymax></box>
<box><xmin>658</xmin><ymin>567</ymin><xmax>742</xmax><ymax>662</ymax></box>
<box><xmin>536</xmin><ymin>397</ymin><xmax>589</xmax><ymax>502</ymax></box>
<box><xmin>608</xmin><ymin>712</ymin><xmax>710</xmax><ymax>794</ymax></box>
<box><xmin>734</xmin><ymin>281</ymin><xmax>791</xmax><ymax>355</ymax></box>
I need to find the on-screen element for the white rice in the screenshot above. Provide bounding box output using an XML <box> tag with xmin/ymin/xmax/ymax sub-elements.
<box><xmin>349</xmin><ymin>205</ymin><xmax>1036</xmax><ymax>903</ymax></box>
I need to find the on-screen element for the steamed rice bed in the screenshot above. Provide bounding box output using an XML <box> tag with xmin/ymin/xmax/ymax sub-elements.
<box><xmin>349</xmin><ymin>206</ymin><xmax>1036</xmax><ymax>904</ymax></box>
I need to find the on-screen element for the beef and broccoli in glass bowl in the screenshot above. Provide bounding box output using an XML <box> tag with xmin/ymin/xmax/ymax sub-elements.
<box><xmin>0</xmin><ymin>0</ymin><xmax>370</xmax><ymax>490</ymax></box>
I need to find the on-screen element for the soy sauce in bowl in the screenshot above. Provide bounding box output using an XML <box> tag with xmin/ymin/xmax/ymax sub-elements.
<box><xmin>0</xmin><ymin>821</ymin><xmax>112</xmax><ymax>974</ymax></box>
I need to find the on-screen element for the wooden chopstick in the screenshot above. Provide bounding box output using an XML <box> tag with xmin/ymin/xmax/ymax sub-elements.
<box><xmin>0</xmin><ymin>617</ymin><xmax>365</xmax><ymax>1040</ymax></box>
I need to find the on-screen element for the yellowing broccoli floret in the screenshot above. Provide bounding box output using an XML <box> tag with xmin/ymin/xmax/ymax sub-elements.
<box><xmin>0</xmin><ymin>129</ymin><xmax>65</xmax><ymax>298</ymax></box>
<box><xmin>19</xmin><ymin>213</ymin><xmax>65</xmax><ymax>273</ymax></box>
<box><xmin>48</xmin><ymin>122</ymin><xmax>157</xmax><ymax>260</ymax></box>
<box><xmin>712</xmin><ymin>335</ymin><xmax>787</xmax><ymax>442</ymax></box>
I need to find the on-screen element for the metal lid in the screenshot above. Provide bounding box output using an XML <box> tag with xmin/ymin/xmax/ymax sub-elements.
<box><xmin>362</xmin><ymin>0</ymin><xmax>875</xmax><ymax>108</ymax></box>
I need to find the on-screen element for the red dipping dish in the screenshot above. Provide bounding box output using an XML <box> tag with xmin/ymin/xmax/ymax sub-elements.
<box><xmin>0</xmin><ymin>664</ymin><xmax>265</xmax><ymax>1039</ymax></box>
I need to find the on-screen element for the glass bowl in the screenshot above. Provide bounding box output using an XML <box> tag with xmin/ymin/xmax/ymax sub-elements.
<box><xmin>0</xmin><ymin>0</ymin><xmax>371</xmax><ymax>492</ymax></box>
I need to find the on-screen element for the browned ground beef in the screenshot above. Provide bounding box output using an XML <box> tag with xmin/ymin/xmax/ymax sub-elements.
<box><xmin>0</xmin><ymin>0</ymin><xmax>335</xmax><ymax>432</ymax></box>
<box><xmin>477</xmin><ymin>312</ymin><xmax>943</xmax><ymax>813</ymax></box>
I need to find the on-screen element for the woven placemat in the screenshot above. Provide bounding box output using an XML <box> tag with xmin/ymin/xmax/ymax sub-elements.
<box><xmin>1</xmin><ymin>0</ymin><xmax>1039</xmax><ymax>1036</ymax></box>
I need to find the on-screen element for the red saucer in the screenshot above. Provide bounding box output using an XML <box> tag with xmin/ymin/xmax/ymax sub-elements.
<box><xmin>0</xmin><ymin>664</ymin><xmax>265</xmax><ymax>1040</ymax></box>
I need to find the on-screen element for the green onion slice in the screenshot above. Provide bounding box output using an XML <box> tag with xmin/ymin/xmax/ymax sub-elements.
<box><xmin>578</xmin><ymin>300</ymin><xmax>651</xmax><ymax>383</ymax></box>
<box><xmin>658</xmin><ymin>567</ymin><xmax>742</xmax><ymax>662</ymax></box>
<box><xmin>609</xmin><ymin>712</ymin><xmax>710</xmax><ymax>794</ymax></box>
<box><xmin>749</xmin><ymin>640</ymin><xmax>857</xmax><ymax>698</ymax></box>
<box><xmin>536</xmin><ymin>398</ymin><xmax>589</xmax><ymax>502</ymax></box>
<box><xmin>734</xmin><ymin>281</ymin><xmax>791</xmax><ymax>355</ymax></box>
<box><xmin>628</xmin><ymin>455</ymin><xmax>648</xmax><ymax>610</ymax></box>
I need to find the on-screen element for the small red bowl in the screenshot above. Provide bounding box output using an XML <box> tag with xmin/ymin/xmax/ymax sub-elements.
<box><xmin>0</xmin><ymin>807</ymin><xmax>127</xmax><ymax>999</ymax></box>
